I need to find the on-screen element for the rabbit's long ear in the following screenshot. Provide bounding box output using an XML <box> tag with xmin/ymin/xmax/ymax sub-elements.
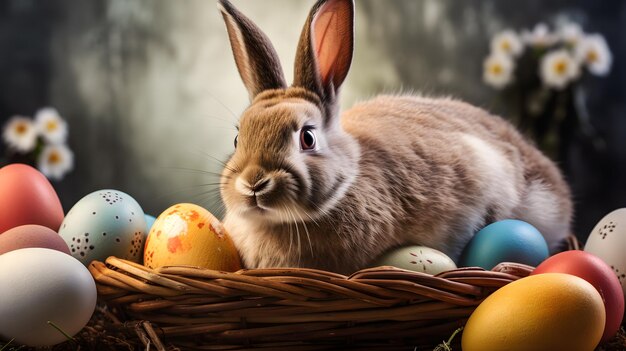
<box><xmin>218</xmin><ymin>0</ymin><xmax>287</xmax><ymax>100</ymax></box>
<box><xmin>293</xmin><ymin>0</ymin><xmax>354</xmax><ymax>102</ymax></box>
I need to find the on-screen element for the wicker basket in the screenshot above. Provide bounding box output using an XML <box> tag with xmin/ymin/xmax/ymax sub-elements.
<box><xmin>89</xmin><ymin>236</ymin><xmax>580</xmax><ymax>350</ymax></box>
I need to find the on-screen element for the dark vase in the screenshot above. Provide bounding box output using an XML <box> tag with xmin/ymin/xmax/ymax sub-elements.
<box><xmin>508</xmin><ymin>47</ymin><xmax>607</xmax><ymax>167</ymax></box>
<box><xmin>521</xmin><ymin>85</ymin><xmax>606</xmax><ymax>170</ymax></box>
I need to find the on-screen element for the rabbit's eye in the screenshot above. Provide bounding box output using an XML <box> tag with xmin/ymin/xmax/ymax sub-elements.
<box><xmin>300</xmin><ymin>127</ymin><xmax>316</xmax><ymax>150</ymax></box>
<box><xmin>234</xmin><ymin>135</ymin><xmax>238</xmax><ymax>148</ymax></box>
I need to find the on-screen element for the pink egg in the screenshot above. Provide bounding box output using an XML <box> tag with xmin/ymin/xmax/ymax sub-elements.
<box><xmin>532</xmin><ymin>250</ymin><xmax>624</xmax><ymax>342</ymax></box>
<box><xmin>0</xmin><ymin>225</ymin><xmax>70</xmax><ymax>255</ymax></box>
<box><xmin>0</xmin><ymin>164</ymin><xmax>64</xmax><ymax>233</ymax></box>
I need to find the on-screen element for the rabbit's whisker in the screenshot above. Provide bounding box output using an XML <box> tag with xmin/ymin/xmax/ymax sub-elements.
<box><xmin>163</xmin><ymin>166</ymin><xmax>229</xmax><ymax>178</ymax></box>
<box><xmin>188</xmin><ymin>149</ymin><xmax>239</xmax><ymax>174</ymax></box>
<box><xmin>302</xmin><ymin>210</ymin><xmax>321</xmax><ymax>228</ymax></box>
<box><xmin>207</xmin><ymin>91</ymin><xmax>240</xmax><ymax>122</ymax></box>
<box><xmin>203</xmin><ymin>113</ymin><xmax>239</xmax><ymax>127</ymax></box>
<box><xmin>310</xmin><ymin>202</ymin><xmax>331</xmax><ymax>220</ymax></box>
<box><xmin>183</xmin><ymin>189</ymin><xmax>223</xmax><ymax>205</ymax></box>
<box><xmin>153</xmin><ymin>183</ymin><xmax>219</xmax><ymax>201</ymax></box>
<box><xmin>199</xmin><ymin>194</ymin><xmax>226</xmax><ymax>217</ymax></box>
<box><xmin>296</xmin><ymin>210</ymin><xmax>314</xmax><ymax>258</ymax></box>
<box><xmin>287</xmin><ymin>207</ymin><xmax>302</xmax><ymax>266</ymax></box>
<box><xmin>280</xmin><ymin>204</ymin><xmax>294</xmax><ymax>258</ymax></box>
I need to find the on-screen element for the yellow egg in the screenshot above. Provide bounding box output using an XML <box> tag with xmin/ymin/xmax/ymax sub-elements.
<box><xmin>462</xmin><ymin>273</ymin><xmax>605</xmax><ymax>351</ymax></box>
<box><xmin>143</xmin><ymin>203</ymin><xmax>241</xmax><ymax>271</ymax></box>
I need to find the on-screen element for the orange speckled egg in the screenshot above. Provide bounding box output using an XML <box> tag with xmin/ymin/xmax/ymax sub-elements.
<box><xmin>143</xmin><ymin>203</ymin><xmax>241</xmax><ymax>271</ymax></box>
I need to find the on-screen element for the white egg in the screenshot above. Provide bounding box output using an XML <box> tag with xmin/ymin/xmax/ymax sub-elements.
<box><xmin>372</xmin><ymin>246</ymin><xmax>457</xmax><ymax>275</ymax></box>
<box><xmin>0</xmin><ymin>248</ymin><xmax>97</xmax><ymax>347</ymax></box>
<box><xmin>584</xmin><ymin>208</ymin><xmax>626</xmax><ymax>296</ymax></box>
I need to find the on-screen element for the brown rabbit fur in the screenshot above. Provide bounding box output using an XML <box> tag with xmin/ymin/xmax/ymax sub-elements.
<box><xmin>218</xmin><ymin>0</ymin><xmax>572</xmax><ymax>274</ymax></box>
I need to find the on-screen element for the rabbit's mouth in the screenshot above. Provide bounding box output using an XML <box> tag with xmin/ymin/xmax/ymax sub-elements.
<box><xmin>225</xmin><ymin>168</ymin><xmax>304</xmax><ymax>223</ymax></box>
<box><xmin>238</xmin><ymin>196</ymin><xmax>300</xmax><ymax>224</ymax></box>
<box><xmin>245</xmin><ymin>194</ymin><xmax>272</xmax><ymax>214</ymax></box>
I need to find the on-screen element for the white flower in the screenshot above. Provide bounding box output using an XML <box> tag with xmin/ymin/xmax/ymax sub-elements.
<box><xmin>522</xmin><ymin>23</ymin><xmax>557</xmax><ymax>48</ymax></box>
<box><xmin>483</xmin><ymin>53</ymin><xmax>515</xmax><ymax>89</ymax></box>
<box><xmin>34</xmin><ymin>107</ymin><xmax>68</xmax><ymax>144</ymax></box>
<box><xmin>2</xmin><ymin>116</ymin><xmax>37</xmax><ymax>153</ymax></box>
<box><xmin>490</xmin><ymin>30</ymin><xmax>524</xmax><ymax>57</ymax></box>
<box><xmin>540</xmin><ymin>49</ymin><xmax>581</xmax><ymax>90</ymax></box>
<box><xmin>576</xmin><ymin>34</ymin><xmax>612</xmax><ymax>76</ymax></box>
<box><xmin>559</xmin><ymin>22</ymin><xmax>584</xmax><ymax>48</ymax></box>
<box><xmin>37</xmin><ymin>144</ymin><xmax>74</xmax><ymax>181</ymax></box>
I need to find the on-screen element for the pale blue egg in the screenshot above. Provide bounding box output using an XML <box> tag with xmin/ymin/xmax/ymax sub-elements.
<box><xmin>460</xmin><ymin>219</ymin><xmax>549</xmax><ymax>270</ymax></box>
<box><xmin>143</xmin><ymin>214</ymin><xmax>157</xmax><ymax>251</ymax></box>
<box><xmin>144</xmin><ymin>214</ymin><xmax>156</xmax><ymax>233</ymax></box>
<box><xmin>59</xmin><ymin>190</ymin><xmax>147</xmax><ymax>265</ymax></box>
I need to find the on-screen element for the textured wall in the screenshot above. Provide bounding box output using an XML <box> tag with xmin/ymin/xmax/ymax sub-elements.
<box><xmin>0</xmin><ymin>0</ymin><xmax>624</xmax><ymax>240</ymax></box>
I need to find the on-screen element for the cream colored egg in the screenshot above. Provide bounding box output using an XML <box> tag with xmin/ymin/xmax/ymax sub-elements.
<box><xmin>372</xmin><ymin>246</ymin><xmax>457</xmax><ymax>275</ymax></box>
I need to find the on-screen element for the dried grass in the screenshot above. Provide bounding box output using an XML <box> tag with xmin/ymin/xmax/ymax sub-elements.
<box><xmin>1</xmin><ymin>308</ymin><xmax>625</xmax><ymax>351</ymax></box>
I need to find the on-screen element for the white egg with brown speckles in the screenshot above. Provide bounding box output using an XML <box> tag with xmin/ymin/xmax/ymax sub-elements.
<box><xmin>372</xmin><ymin>246</ymin><xmax>457</xmax><ymax>275</ymax></box>
<box><xmin>584</xmin><ymin>208</ymin><xmax>626</xmax><ymax>296</ymax></box>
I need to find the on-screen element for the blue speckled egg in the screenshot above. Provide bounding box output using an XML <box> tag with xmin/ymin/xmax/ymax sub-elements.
<box><xmin>59</xmin><ymin>190</ymin><xmax>147</xmax><ymax>265</ymax></box>
<box><xmin>460</xmin><ymin>219</ymin><xmax>549</xmax><ymax>270</ymax></box>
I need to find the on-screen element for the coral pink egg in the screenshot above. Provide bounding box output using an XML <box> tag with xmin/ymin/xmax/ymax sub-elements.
<box><xmin>0</xmin><ymin>164</ymin><xmax>64</xmax><ymax>233</ymax></box>
<box><xmin>532</xmin><ymin>250</ymin><xmax>624</xmax><ymax>342</ymax></box>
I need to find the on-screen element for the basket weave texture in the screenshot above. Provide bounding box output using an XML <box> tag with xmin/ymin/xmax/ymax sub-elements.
<box><xmin>90</xmin><ymin>236</ymin><xmax>579</xmax><ymax>350</ymax></box>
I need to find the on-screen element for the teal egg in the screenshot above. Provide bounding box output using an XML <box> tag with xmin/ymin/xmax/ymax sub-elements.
<box><xmin>460</xmin><ymin>219</ymin><xmax>549</xmax><ymax>270</ymax></box>
<box><xmin>144</xmin><ymin>214</ymin><xmax>156</xmax><ymax>233</ymax></box>
<box><xmin>59</xmin><ymin>190</ymin><xmax>147</xmax><ymax>265</ymax></box>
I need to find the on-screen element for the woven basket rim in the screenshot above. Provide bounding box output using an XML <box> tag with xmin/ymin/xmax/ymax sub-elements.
<box><xmin>89</xmin><ymin>236</ymin><xmax>579</xmax><ymax>350</ymax></box>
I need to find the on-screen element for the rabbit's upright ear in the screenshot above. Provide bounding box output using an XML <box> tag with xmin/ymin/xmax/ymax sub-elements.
<box><xmin>218</xmin><ymin>0</ymin><xmax>287</xmax><ymax>101</ymax></box>
<box><xmin>293</xmin><ymin>0</ymin><xmax>354</xmax><ymax>102</ymax></box>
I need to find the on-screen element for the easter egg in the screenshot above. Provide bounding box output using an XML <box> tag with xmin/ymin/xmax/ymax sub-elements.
<box><xmin>59</xmin><ymin>190</ymin><xmax>146</xmax><ymax>265</ymax></box>
<box><xmin>462</xmin><ymin>273</ymin><xmax>605</xmax><ymax>351</ymax></box>
<box><xmin>0</xmin><ymin>224</ymin><xmax>70</xmax><ymax>255</ymax></box>
<box><xmin>460</xmin><ymin>219</ymin><xmax>549</xmax><ymax>269</ymax></box>
<box><xmin>584</xmin><ymin>208</ymin><xmax>626</xmax><ymax>296</ymax></box>
<box><xmin>372</xmin><ymin>246</ymin><xmax>457</xmax><ymax>275</ymax></box>
<box><xmin>144</xmin><ymin>203</ymin><xmax>241</xmax><ymax>271</ymax></box>
<box><xmin>0</xmin><ymin>248</ymin><xmax>97</xmax><ymax>347</ymax></box>
<box><xmin>144</xmin><ymin>214</ymin><xmax>157</xmax><ymax>232</ymax></box>
<box><xmin>532</xmin><ymin>250</ymin><xmax>624</xmax><ymax>342</ymax></box>
<box><xmin>0</xmin><ymin>164</ymin><xmax>64</xmax><ymax>234</ymax></box>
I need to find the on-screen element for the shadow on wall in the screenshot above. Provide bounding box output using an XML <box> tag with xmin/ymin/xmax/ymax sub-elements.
<box><xmin>0</xmin><ymin>0</ymin><xmax>624</xmax><ymax>243</ymax></box>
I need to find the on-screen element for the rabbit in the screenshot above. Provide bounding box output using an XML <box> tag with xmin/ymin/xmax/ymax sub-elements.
<box><xmin>217</xmin><ymin>0</ymin><xmax>573</xmax><ymax>275</ymax></box>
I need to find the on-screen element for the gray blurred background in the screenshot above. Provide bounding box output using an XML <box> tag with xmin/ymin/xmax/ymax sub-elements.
<box><xmin>0</xmin><ymin>0</ymin><xmax>624</xmax><ymax>242</ymax></box>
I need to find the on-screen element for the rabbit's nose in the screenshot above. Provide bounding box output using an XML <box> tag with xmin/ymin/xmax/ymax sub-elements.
<box><xmin>251</xmin><ymin>178</ymin><xmax>271</xmax><ymax>193</ymax></box>
<box><xmin>235</xmin><ymin>166</ymin><xmax>274</xmax><ymax>197</ymax></box>
<box><xmin>235</xmin><ymin>177</ymin><xmax>274</xmax><ymax>197</ymax></box>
